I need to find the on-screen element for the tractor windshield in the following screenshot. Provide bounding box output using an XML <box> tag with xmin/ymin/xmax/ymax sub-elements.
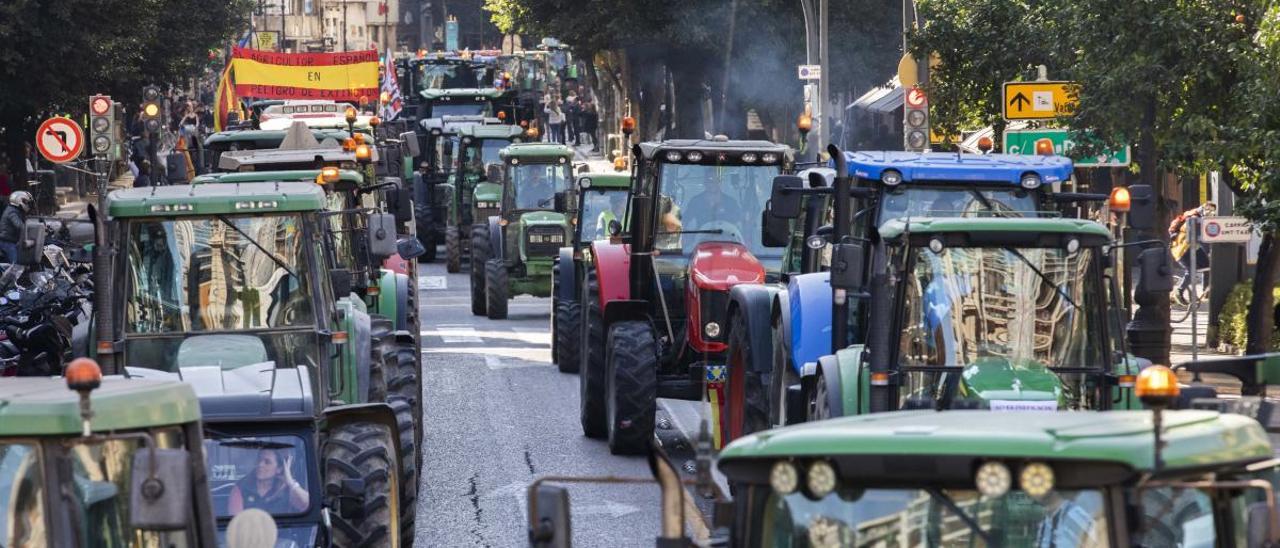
<box><xmin>658</xmin><ymin>162</ymin><xmax>782</xmax><ymax>262</ymax></box>
<box><xmin>879</xmin><ymin>186</ymin><xmax>1042</xmax><ymax>223</ymax></box>
<box><xmin>430</xmin><ymin>102</ymin><xmax>487</xmax><ymax>118</ymax></box>
<box><xmin>415</xmin><ymin>63</ymin><xmax>481</xmax><ymax>91</ymax></box>
<box><xmin>461</xmin><ymin>139</ymin><xmax>511</xmax><ymax>179</ymax></box>
<box><xmin>896</xmin><ymin>244</ymin><xmax>1107</xmax><ymax>409</ymax></box>
<box><xmin>746</xmin><ymin>485</ymin><xmax>1108</xmax><ymax>547</ymax></box>
<box><xmin>579</xmin><ymin>189</ymin><xmax>629</xmax><ymax>241</ymax></box>
<box><xmin>509</xmin><ymin>162</ymin><xmax>571</xmax><ymax>209</ymax></box>
<box><xmin>0</xmin><ymin>442</ymin><xmax>45</xmax><ymax>547</ymax></box>
<box><xmin>205</xmin><ymin>434</ymin><xmax>312</xmax><ymax>518</ymax></box>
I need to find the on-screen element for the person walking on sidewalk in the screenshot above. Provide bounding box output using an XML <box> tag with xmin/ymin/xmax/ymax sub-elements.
<box><xmin>545</xmin><ymin>101</ymin><xmax>565</xmax><ymax>144</ymax></box>
<box><xmin>1169</xmin><ymin>201</ymin><xmax>1216</xmax><ymax>305</ymax></box>
<box><xmin>565</xmin><ymin>92</ymin><xmax>580</xmax><ymax>145</ymax></box>
<box><xmin>0</xmin><ymin>191</ymin><xmax>32</xmax><ymax>263</ymax></box>
<box><xmin>582</xmin><ymin>101</ymin><xmax>599</xmax><ymax>150</ymax></box>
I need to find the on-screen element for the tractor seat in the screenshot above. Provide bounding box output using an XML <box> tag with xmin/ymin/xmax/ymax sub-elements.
<box><xmin>176</xmin><ymin>334</ymin><xmax>270</xmax><ymax>370</ymax></box>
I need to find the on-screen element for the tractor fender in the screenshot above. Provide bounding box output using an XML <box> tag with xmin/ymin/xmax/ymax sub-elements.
<box><xmin>727</xmin><ymin>284</ymin><xmax>779</xmax><ymax>374</ymax></box>
<box><xmin>589</xmin><ymin>240</ymin><xmax>631</xmax><ymax>310</ymax></box>
<box><xmin>788</xmin><ymin>272</ymin><xmax>833</xmax><ymax>377</ymax></box>
<box><xmin>487</xmin><ymin>216</ymin><xmax>504</xmax><ymax>262</ymax></box>
<box><xmin>834</xmin><ymin>346</ymin><xmax>866</xmax><ymax>416</ymax></box>
<box><xmin>374</xmin><ymin>269</ymin><xmax>408</xmax><ymax>331</ymax></box>
<box><xmin>773</xmin><ymin>290</ymin><xmax>791</xmax><ymax>367</ymax></box>
<box><xmin>603</xmin><ymin>299</ymin><xmax>649</xmax><ymax>328</ymax></box>
<box><xmin>336</xmin><ymin>299</ymin><xmax>373</xmax><ymax>404</ymax></box>
<box><xmin>815</xmin><ymin>354</ymin><xmax>844</xmax><ymax>418</ymax></box>
<box><xmin>321</xmin><ymin>402</ymin><xmax>404</xmax><ymax>472</ymax></box>
<box><xmin>555</xmin><ymin>247</ymin><xmax>577</xmax><ymax>302</ymax></box>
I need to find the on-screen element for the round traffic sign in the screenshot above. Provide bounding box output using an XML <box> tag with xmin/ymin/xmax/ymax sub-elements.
<box><xmin>90</xmin><ymin>95</ymin><xmax>112</xmax><ymax>116</ymax></box>
<box><xmin>906</xmin><ymin>87</ymin><xmax>927</xmax><ymax>108</ymax></box>
<box><xmin>35</xmin><ymin>117</ymin><xmax>85</xmax><ymax>164</ymax></box>
<box><xmin>1205</xmin><ymin>221</ymin><xmax>1222</xmax><ymax>237</ymax></box>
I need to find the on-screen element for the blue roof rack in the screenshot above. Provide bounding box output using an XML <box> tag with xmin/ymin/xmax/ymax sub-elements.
<box><xmin>839</xmin><ymin>151</ymin><xmax>1074</xmax><ymax>186</ymax></box>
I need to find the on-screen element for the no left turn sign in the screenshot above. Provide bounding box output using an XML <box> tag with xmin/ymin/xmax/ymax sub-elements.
<box><xmin>35</xmin><ymin>117</ymin><xmax>84</xmax><ymax>164</ymax></box>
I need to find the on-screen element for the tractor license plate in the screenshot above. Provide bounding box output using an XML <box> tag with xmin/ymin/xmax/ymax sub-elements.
<box><xmin>989</xmin><ymin>400</ymin><xmax>1058</xmax><ymax>412</ymax></box>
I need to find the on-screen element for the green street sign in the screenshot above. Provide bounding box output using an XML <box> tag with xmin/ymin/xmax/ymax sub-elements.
<box><xmin>1003</xmin><ymin>129</ymin><xmax>1129</xmax><ymax>167</ymax></box>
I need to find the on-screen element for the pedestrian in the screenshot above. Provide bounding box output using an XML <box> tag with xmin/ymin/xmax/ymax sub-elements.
<box><xmin>545</xmin><ymin>101</ymin><xmax>565</xmax><ymax>144</ymax></box>
<box><xmin>22</xmin><ymin>142</ymin><xmax>37</xmax><ymax>175</ymax></box>
<box><xmin>134</xmin><ymin>160</ymin><xmax>153</xmax><ymax>188</ymax></box>
<box><xmin>1169</xmin><ymin>201</ymin><xmax>1216</xmax><ymax>305</ymax></box>
<box><xmin>0</xmin><ymin>191</ymin><xmax>32</xmax><ymax>263</ymax></box>
<box><xmin>565</xmin><ymin>92</ymin><xmax>580</xmax><ymax>145</ymax></box>
<box><xmin>582</xmin><ymin>101</ymin><xmax>599</xmax><ymax>150</ymax></box>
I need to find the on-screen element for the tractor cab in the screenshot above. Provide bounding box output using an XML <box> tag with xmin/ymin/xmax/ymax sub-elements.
<box><xmin>415</xmin><ymin>114</ymin><xmax>505</xmax><ymax>262</ymax></box>
<box><xmin>0</xmin><ymin>361</ymin><xmax>219</xmax><ymax>546</ymax></box>
<box><xmin>469</xmin><ymin>143</ymin><xmax>575</xmax><ymax>319</ymax></box>
<box><xmin>201</xmin><ymin>128</ymin><xmax>350</xmax><ymax>173</ymax></box>
<box><xmin>445</xmin><ymin>123</ymin><xmax>531</xmax><ymax>272</ymax></box>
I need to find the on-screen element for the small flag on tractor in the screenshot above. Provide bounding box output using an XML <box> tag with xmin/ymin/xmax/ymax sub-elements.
<box><xmin>380</xmin><ymin>48</ymin><xmax>402</xmax><ymax>121</ymax></box>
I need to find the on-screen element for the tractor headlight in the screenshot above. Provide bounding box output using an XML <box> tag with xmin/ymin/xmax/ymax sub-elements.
<box><xmin>805</xmin><ymin>460</ymin><xmax>837</xmax><ymax>499</ymax></box>
<box><xmin>1020</xmin><ymin>173</ymin><xmax>1043</xmax><ymax>190</ymax></box>
<box><xmin>666</xmin><ymin>151</ymin><xmax>683</xmax><ymax>162</ymax></box>
<box><xmin>770</xmin><ymin>461</ymin><xmax>799</xmax><ymax>495</ymax></box>
<box><xmin>476</xmin><ymin>201</ymin><xmax>498</xmax><ymax>209</ymax></box>
<box><xmin>881</xmin><ymin>169</ymin><xmax>903</xmax><ymax>187</ymax></box>
<box><xmin>741</xmin><ymin>152</ymin><xmax>758</xmax><ymax>163</ymax></box>
<box><xmin>761</xmin><ymin>152</ymin><xmax>779</xmax><ymax>164</ymax></box>
<box><xmin>1019</xmin><ymin>462</ymin><xmax>1055</xmax><ymax>499</ymax></box>
<box><xmin>686</xmin><ymin>151</ymin><xmax>704</xmax><ymax>162</ymax></box>
<box><xmin>975</xmin><ymin>461</ymin><xmax>1012</xmax><ymax>498</ymax></box>
<box><xmin>704</xmin><ymin>322</ymin><xmax>721</xmax><ymax>338</ymax></box>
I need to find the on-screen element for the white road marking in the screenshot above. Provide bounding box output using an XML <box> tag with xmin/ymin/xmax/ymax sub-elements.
<box><xmin>430</xmin><ymin>325</ymin><xmax>483</xmax><ymax>343</ymax></box>
<box><xmin>483</xmin><ymin>354</ymin><xmax>546</xmax><ymax>369</ymax></box>
<box><xmin>420</xmin><ymin>276</ymin><xmax>448</xmax><ymax>290</ymax></box>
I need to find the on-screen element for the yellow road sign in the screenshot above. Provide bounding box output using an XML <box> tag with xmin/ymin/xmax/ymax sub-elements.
<box><xmin>1002</xmin><ymin>81</ymin><xmax>1078</xmax><ymax>120</ymax></box>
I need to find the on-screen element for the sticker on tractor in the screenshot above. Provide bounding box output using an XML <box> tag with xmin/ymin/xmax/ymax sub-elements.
<box><xmin>989</xmin><ymin>400</ymin><xmax>1058</xmax><ymax>412</ymax></box>
<box><xmin>705</xmin><ymin>365</ymin><xmax>726</xmax><ymax>383</ymax></box>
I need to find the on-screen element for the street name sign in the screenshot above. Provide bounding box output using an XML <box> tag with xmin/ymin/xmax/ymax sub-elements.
<box><xmin>1200</xmin><ymin>216</ymin><xmax>1253</xmax><ymax>244</ymax></box>
<box><xmin>798</xmin><ymin>65</ymin><xmax>821</xmax><ymax>80</ymax></box>
<box><xmin>1003</xmin><ymin>81</ymin><xmax>1078</xmax><ymax>120</ymax></box>
<box><xmin>35</xmin><ymin>116</ymin><xmax>84</xmax><ymax>164</ymax></box>
<box><xmin>1003</xmin><ymin>129</ymin><xmax>1129</xmax><ymax>167</ymax></box>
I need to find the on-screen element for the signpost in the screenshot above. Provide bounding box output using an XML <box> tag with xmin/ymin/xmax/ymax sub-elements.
<box><xmin>798</xmin><ymin>65</ymin><xmax>821</xmax><ymax>80</ymax></box>
<box><xmin>1002</xmin><ymin>81</ymin><xmax>1078</xmax><ymax>120</ymax></box>
<box><xmin>1199</xmin><ymin>216</ymin><xmax>1253</xmax><ymax>244</ymax></box>
<box><xmin>1003</xmin><ymin>129</ymin><xmax>1129</xmax><ymax>167</ymax></box>
<box><xmin>35</xmin><ymin>116</ymin><xmax>84</xmax><ymax>164</ymax></box>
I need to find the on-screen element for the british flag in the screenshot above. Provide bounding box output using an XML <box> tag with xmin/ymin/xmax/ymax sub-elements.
<box><xmin>381</xmin><ymin>48</ymin><xmax>403</xmax><ymax>120</ymax></box>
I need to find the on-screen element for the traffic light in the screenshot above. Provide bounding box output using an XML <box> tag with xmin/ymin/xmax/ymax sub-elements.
<box><xmin>904</xmin><ymin>86</ymin><xmax>929</xmax><ymax>152</ymax></box>
<box><xmin>141</xmin><ymin>86</ymin><xmax>163</xmax><ymax>133</ymax></box>
<box><xmin>1127</xmin><ymin>184</ymin><xmax>1156</xmax><ymax>230</ymax></box>
<box><xmin>89</xmin><ymin>95</ymin><xmax>115</xmax><ymax>156</ymax></box>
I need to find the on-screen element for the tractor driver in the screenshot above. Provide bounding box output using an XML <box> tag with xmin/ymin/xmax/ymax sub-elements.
<box><xmin>683</xmin><ymin>177</ymin><xmax>742</xmax><ymax>231</ymax></box>
<box><xmin>517</xmin><ymin>166</ymin><xmax>559</xmax><ymax>209</ymax></box>
<box><xmin>228</xmin><ymin>448</ymin><xmax>309</xmax><ymax>515</ymax></box>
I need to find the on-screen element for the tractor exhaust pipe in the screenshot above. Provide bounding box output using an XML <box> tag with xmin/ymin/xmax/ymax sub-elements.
<box><xmin>828</xmin><ymin>145</ymin><xmax>851</xmax><ymax>352</ymax></box>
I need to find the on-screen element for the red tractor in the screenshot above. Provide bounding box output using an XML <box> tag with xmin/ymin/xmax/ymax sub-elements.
<box><xmin>578</xmin><ymin>138</ymin><xmax>793</xmax><ymax>454</ymax></box>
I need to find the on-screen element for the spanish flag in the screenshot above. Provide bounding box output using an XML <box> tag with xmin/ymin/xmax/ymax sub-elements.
<box><xmin>214</xmin><ymin>64</ymin><xmax>244</xmax><ymax>132</ymax></box>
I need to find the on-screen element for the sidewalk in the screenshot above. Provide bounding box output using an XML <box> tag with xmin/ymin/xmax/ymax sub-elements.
<box><xmin>1168</xmin><ymin>301</ymin><xmax>1255</xmax><ymax>395</ymax></box>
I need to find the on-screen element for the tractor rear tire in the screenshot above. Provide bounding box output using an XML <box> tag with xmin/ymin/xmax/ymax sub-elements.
<box><xmin>469</xmin><ymin>225</ymin><xmax>490</xmax><ymax>316</ymax></box>
<box><xmin>383</xmin><ymin>340</ymin><xmax>421</xmax><ymax>468</ymax></box>
<box><xmin>389</xmin><ymin>398</ymin><xmax>417</xmax><ymax>548</ymax></box>
<box><xmin>579</xmin><ymin>269</ymin><xmax>607</xmax><ymax>438</ymax></box>
<box><xmin>415</xmin><ymin>204</ymin><xmax>436</xmax><ymax>263</ymax></box>
<box><xmin>769</xmin><ymin>318</ymin><xmax>801</xmax><ymax>427</ymax></box>
<box><xmin>445</xmin><ymin>226</ymin><xmax>461</xmax><ymax>273</ymax></box>
<box><xmin>324</xmin><ymin>421</ymin><xmax>397</xmax><ymax>548</ymax></box>
<box><xmin>485</xmin><ymin>258</ymin><xmax>509</xmax><ymax>320</ymax></box>
<box><xmin>725</xmin><ymin>312</ymin><xmax>770</xmax><ymax>444</ymax></box>
<box><xmin>605</xmin><ymin>320</ymin><xmax>658</xmax><ymax>455</ymax></box>
<box><xmin>554</xmin><ymin>299</ymin><xmax>581</xmax><ymax>373</ymax></box>
<box><xmin>809</xmin><ymin>370</ymin><xmax>833</xmax><ymax>422</ymax></box>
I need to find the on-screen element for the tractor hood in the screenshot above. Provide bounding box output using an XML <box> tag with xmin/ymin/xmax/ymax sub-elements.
<box><xmin>956</xmin><ymin>357</ymin><xmax>1061</xmax><ymax>408</ymax></box>
<box><xmin>689</xmin><ymin>242</ymin><xmax>766</xmax><ymax>291</ymax></box>
<box><xmin>473</xmin><ymin>181</ymin><xmax>502</xmax><ymax>202</ymax></box>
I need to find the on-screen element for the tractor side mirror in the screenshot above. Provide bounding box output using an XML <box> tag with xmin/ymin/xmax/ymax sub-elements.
<box><xmin>1138</xmin><ymin>247</ymin><xmax>1173</xmax><ymax>293</ymax></box>
<box><xmin>397</xmin><ymin>236</ymin><xmax>426</xmax><ymax>259</ymax></box>
<box><xmin>16</xmin><ymin>220</ymin><xmax>44</xmax><ymax>266</ymax></box>
<box><xmin>129</xmin><ymin>448</ymin><xmax>194</xmax><ymax>530</ymax></box>
<box><xmin>366</xmin><ymin>213</ymin><xmax>397</xmax><ymax>259</ymax></box>
<box><xmin>527</xmin><ymin>484</ymin><xmax>572</xmax><ymax>548</ymax></box>
<box><xmin>830</xmin><ymin>242</ymin><xmax>866</xmax><ymax>292</ymax></box>
<box><xmin>608</xmin><ymin>219</ymin><xmax>623</xmax><ymax>238</ymax></box>
<box><xmin>769</xmin><ymin>175</ymin><xmax>804</xmax><ymax>219</ymax></box>
<box><xmin>329</xmin><ymin>268</ymin><xmax>353</xmax><ymax>296</ymax></box>
<box><xmin>337</xmin><ymin>478</ymin><xmax>366</xmax><ymax>520</ymax></box>
<box><xmin>400</xmin><ymin>131</ymin><xmax>420</xmax><ymax>157</ymax></box>
<box><xmin>761</xmin><ymin>209</ymin><xmax>789</xmax><ymax>248</ymax></box>
<box><xmin>384</xmin><ymin>184</ymin><xmax>414</xmax><ymax>226</ymax></box>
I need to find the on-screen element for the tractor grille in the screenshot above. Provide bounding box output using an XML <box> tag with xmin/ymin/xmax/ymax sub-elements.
<box><xmin>525</xmin><ymin>226</ymin><xmax>566</xmax><ymax>257</ymax></box>
<box><xmin>474</xmin><ymin>205</ymin><xmax>499</xmax><ymax>224</ymax></box>
<box><xmin>699</xmin><ymin>289</ymin><xmax>730</xmax><ymax>342</ymax></box>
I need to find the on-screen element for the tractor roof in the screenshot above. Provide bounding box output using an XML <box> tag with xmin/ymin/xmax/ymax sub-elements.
<box><xmin>204</xmin><ymin>128</ymin><xmax>349</xmax><ymax>146</ymax></box>
<box><xmin>500</xmin><ymin>142</ymin><xmax>574</xmax><ymax>162</ymax></box>
<box><xmin>0</xmin><ymin>377</ymin><xmax>200</xmax><ymax>436</ymax></box>
<box><xmin>878</xmin><ymin>217</ymin><xmax>1113</xmax><ymax>241</ymax></box>
<box><xmin>458</xmin><ymin>124</ymin><xmax>526</xmax><ymax>139</ymax></box>
<box><xmin>844</xmin><ymin>150</ymin><xmax>1074</xmax><ymax>186</ymax></box>
<box><xmin>719</xmin><ymin>410</ymin><xmax>1271</xmax><ymax>481</ymax></box>
<box><xmin>193</xmin><ymin>169</ymin><xmax>363</xmax><ymax>186</ymax></box>
<box><xmin>421</xmin><ymin>116</ymin><xmax>502</xmax><ymax>133</ymax></box>
<box><xmin>579</xmin><ymin>173</ymin><xmax>631</xmax><ymax>190</ymax></box>
<box><xmin>421</xmin><ymin>88</ymin><xmax>505</xmax><ymax>100</ymax></box>
<box><xmin>126</xmin><ymin>362</ymin><xmax>314</xmax><ymax>421</ymax></box>
<box><xmin>639</xmin><ymin>139</ymin><xmax>792</xmax><ymax>160</ymax></box>
<box><xmin>217</xmin><ymin>147</ymin><xmax>373</xmax><ymax>171</ymax></box>
<box><xmin>107</xmin><ymin>181</ymin><xmax>326</xmax><ymax>218</ymax></box>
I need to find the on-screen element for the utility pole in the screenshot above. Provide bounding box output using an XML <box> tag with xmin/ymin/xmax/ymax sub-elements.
<box><xmin>817</xmin><ymin>0</ymin><xmax>829</xmax><ymax>152</ymax></box>
<box><xmin>280</xmin><ymin>0</ymin><xmax>287</xmax><ymax>52</ymax></box>
<box><xmin>799</xmin><ymin>0</ymin><xmax>820</xmax><ymax>160</ymax></box>
<box><xmin>342</xmin><ymin>0</ymin><xmax>348</xmax><ymax>51</ymax></box>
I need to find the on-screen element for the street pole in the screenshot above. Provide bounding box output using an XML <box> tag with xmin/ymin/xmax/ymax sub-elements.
<box><xmin>799</xmin><ymin>0</ymin><xmax>818</xmax><ymax>160</ymax></box>
<box><xmin>343</xmin><ymin>0</ymin><xmax>348</xmax><ymax>51</ymax></box>
<box><xmin>1189</xmin><ymin>216</ymin><xmax>1200</xmax><ymax>361</ymax></box>
<box><xmin>817</xmin><ymin>0</ymin><xmax>829</xmax><ymax>152</ymax></box>
<box><xmin>281</xmin><ymin>0</ymin><xmax>286</xmax><ymax>52</ymax></box>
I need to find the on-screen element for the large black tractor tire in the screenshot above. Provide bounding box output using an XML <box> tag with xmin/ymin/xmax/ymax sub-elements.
<box><xmin>579</xmin><ymin>269</ymin><xmax>607</xmax><ymax>438</ymax></box>
<box><xmin>369</xmin><ymin>331</ymin><xmax>390</xmax><ymax>404</ymax></box>
<box><xmin>383</xmin><ymin>340</ymin><xmax>421</xmax><ymax>469</ymax></box>
<box><xmin>389</xmin><ymin>398</ymin><xmax>417</xmax><ymax>548</ymax></box>
<box><xmin>769</xmin><ymin>318</ymin><xmax>801</xmax><ymax>427</ymax></box>
<box><xmin>324</xmin><ymin>422</ymin><xmax>397</xmax><ymax>548</ymax></box>
<box><xmin>554</xmin><ymin>299</ymin><xmax>581</xmax><ymax>373</ymax></box>
<box><xmin>605</xmin><ymin>320</ymin><xmax>658</xmax><ymax>455</ymax></box>
<box><xmin>808</xmin><ymin>370</ymin><xmax>833</xmax><ymax>422</ymax></box>
<box><xmin>469</xmin><ymin>224</ymin><xmax>490</xmax><ymax>316</ymax></box>
<box><xmin>726</xmin><ymin>312</ymin><xmax>769</xmax><ymax>443</ymax></box>
<box><xmin>415</xmin><ymin>204</ymin><xmax>436</xmax><ymax>263</ymax></box>
<box><xmin>485</xmin><ymin>258</ymin><xmax>509</xmax><ymax>320</ymax></box>
<box><xmin>445</xmin><ymin>226</ymin><xmax>461</xmax><ymax>273</ymax></box>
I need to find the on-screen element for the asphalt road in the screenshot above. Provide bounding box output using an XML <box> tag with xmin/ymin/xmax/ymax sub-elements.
<box><xmin>413</xmin><ymin>261</ymin><xmax>712</xmax><ymax>547</ymax></box>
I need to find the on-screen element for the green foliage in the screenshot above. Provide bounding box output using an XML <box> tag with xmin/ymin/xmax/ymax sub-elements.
<box><xmin>1219</xmin><ymin>282</ymin><xmax>1280</xmax><ymax>351</ymax></box>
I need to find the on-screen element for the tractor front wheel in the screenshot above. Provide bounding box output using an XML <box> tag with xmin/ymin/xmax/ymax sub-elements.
<box><xmin>725</xmin><ymin>312</ymin><xmax>769</xmax><ymax>444</ymax></box>
<box><xmin>415</xmin><ymin>204</ymin><xmax>436</xmax><ymax>263</ymax></box>
<box><xmin>605</xmin><ymin>320</ymin><xmax>658</xmax><ymax>455</ymax></box>
<box><xmin>809</xmin><ymin>370</ymin><xmax>833</xmax><ymax>422</ymax></box>
<box><xmin>554</xmin><ymin>299</ymin><xmax>581</xmax><ymax>373</ymax></box>
<box><xmin>324</xmin><ymin>421</ymin><xmax>397</xmax><ymax>548</ymax></box>
<box><xmin>469</xmin><ymin>225</ymin><xmax>490</xmax><ymax>316</ymax></box>
<box><xmin>389</xmin><ymin>398</ymin><xmax>417</xmax><ymax>548</ymax></box>
<box><xmin>445</xmin><ymin>226</ymin><xmax>461</xmax><ymax>273</ymax></box>
<box><xmin>579</xmin><ymin>269</ymin><xmax>607</xmax><ymax>438</ymax></box>
<box><xmin>485</xmin><ymin>258</ymin><xmax>509</xmax><ymax>320</ymax></box>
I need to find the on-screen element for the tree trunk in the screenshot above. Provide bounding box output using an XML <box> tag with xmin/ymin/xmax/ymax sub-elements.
<box><xmin>1247</xmin><ymin>232</ymin><xmax>1280</xmax><ymax>355</ymax></box>
<box><xmin>667</xmin><ymin>54</ymin><xmax>705</xmax><ymax>139</ymax></box>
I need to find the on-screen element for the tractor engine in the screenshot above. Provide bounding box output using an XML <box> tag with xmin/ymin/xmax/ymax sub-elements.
<box><xmin>685</xmin><ymin>241</ymin><xmax>765</xmax><ymax>354</ymax></box>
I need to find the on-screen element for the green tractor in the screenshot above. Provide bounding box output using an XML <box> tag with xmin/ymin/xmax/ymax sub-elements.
<box><xmin>469</xmin><ymin>143</ymin><xmax>576</xmax><ymax>320</ymax></box>
<box><xmin>550</xmin><ymin>172</ymin><xmax>630</xmax><ymax>372</ymax></box>
<box><xmin>98</xmin><ymin>182</ymin><xmax>415</xmax><ymax>546</ymax></box>
<box><xmin>0</xmin><ymin>361</ymin><xmax>220</xmax><ymax>546</ymax></box>
<box><xmin>441</xmin><ymin>123</ymin><xmax>530</xmax><ymax>272</ymax></box>
<box><xmin>415</xmin><ymin>115</ymin><xmax>503</xmax><ymax>263</ymax></box>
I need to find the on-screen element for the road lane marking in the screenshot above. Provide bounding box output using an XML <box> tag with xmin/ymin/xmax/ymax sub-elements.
<box><xmin>431</xmin><ymin>325</ymin><xmax>483</xmax><ymax>343</ymax></box>
<box><xmin>420</xmin><ymin>276</ymin><xmax>447</xmax><ymax>289</ymax></box>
